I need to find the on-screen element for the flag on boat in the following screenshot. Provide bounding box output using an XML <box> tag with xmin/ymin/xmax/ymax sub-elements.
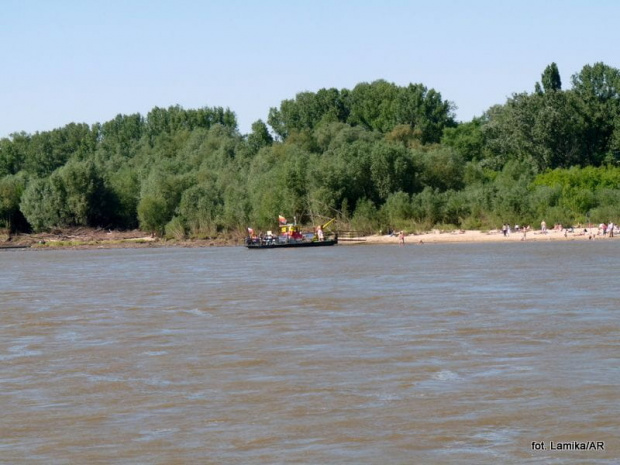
<box><xmin>247</xmin><ymin>227</ymin><xmax>254</xmax><ymax>235</ymax></box>
<box><xmin>278</xmin><ymin>215</ymin><xmax>287</xmax><ymax>225</ymax></box>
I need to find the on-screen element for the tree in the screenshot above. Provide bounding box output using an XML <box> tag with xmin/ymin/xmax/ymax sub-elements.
<box><xmin>178</xmin><ymin>181</ymin><xmax>223</xmax><ymax>236</ymax></box>
<box><xmin>541</xmin><ymin>62</ymin><xmax>562</xmax><ymax>92</ymax></box>
<box><xmin>369</xmin><ymin>141</ymin><xmax>417</xmax><ymax>201</ymax></box>
<box><xmin>441</xmin><ymin>119</ymin><xmax>488</xmax><ymax>162</ymax></box>
<box><xmin>247</xmin><ymin>120</ymin><xmax>274</xmax><ymax>154</ymax></box>
<box><xmin>348</xmin><ymin>80</ymin><xmax>400</xmax><ymax>133</ymax></box>
<box><xmin>396</xmin><ymin>84</ymin><xmax>456</xmax><ymax>143</ymax></box>
<box><xmin>482</xmin><ymin>90</ymin><xmax>591</xmax><ymax>170</ymax></box>
<box><xmin>98</xmin><ymin>113</ymin><xmax>144</xmax><ymax>158</ymax></box>
<box><xmin>570</xmin><ymin>62</ymin><xmax>620</xmax><ymax>162</ymax></box>
<box><xmin>380</xmin><ymin>191</ymin><xmax>413</xmax><ymax>228</ymax></box>
<box><xmin>145</xmin><ymin>105</ymin><xmax>238</xmax><ymax>145</ymax></box>
<box><xmin>0</xmin><ymin>134</ymin><xmax>28</xmax><ymax>176</ymax></box>
<box><xmin>310</xmin><ymin>139</ymin><xmax>376</xmax><ymax>214</ymax></box>
<box><xmin>62</xmin><ymin>161</ymin><xmax>110</xmax><ymax>225</ymax></box>
<box><xmin>267</xmin><ymin>88</ymin><xmax>349</xmax><ymax>139</ymax></box>
<box><xmin>0</xmin><ymin>173</ymin><xmax>27</xmax><ymax>230</ymax></box>
<box><xmin>417</xmin><ymin>146</ymin><xmax>465</xmax><ymax>191</ymax></box>
<box><xmin>105</xmin><ymin>166</ymin><xmax>140</xmax><ymax>229</ymax></box>
<box><xmin>350</xmin><ymin>198</ymin><xmax>379</xmax><ymax>233</ymax></box>
<box><xmin>20</xmin><ymin>160</ymin><xmax>111</xmax><ymax>231</ymax></box>
<box><xmin>137</xmin><ymin>168</ymin><xmax>193</xmax><ymax>234</ymax></box>
<box><xmin>137</xmin><ymin>195</ymin><xmax>169</xmax><ymax>235</ymax></box>
<box><xmin>20</xmin><ymin>176</ymin><xmax>65</xmax><ymax>231</ymax></box>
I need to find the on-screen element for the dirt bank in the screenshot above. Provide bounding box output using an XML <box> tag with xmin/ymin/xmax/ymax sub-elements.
<box><xmin>0</xmin><ymin>228</ymin><xmax>241</xmax><ymax>250</ymax></box>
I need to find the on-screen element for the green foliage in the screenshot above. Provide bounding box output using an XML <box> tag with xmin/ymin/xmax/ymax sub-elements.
<box><xmin>541</xmin><ymin>62</ymin><xmax>562</xmax><ymax>93</ymax></box>
<box><xmin>267</xmin><ymin>88</ymin><xmax>349</xmax><ymax>139</ymax></box>
<box><xmin>0</xmin><ymin>173</ymin><xmax>27</xmax><ymax>230</ymax></box>
<box><xmin>380</xmin><ymin>191</ymin><xmax>412</xmax><ymax>229</ymax></box>
<box><xmin>177</xmin><ymin>181</ymin><xmax>223</xmax><ymax>237</ymax></box>
<box><xmin>99</xmin><ymin>113</ymin><xmax>144</xmax><ymax>158</ymax></box>
<box><xmin>412</xmin><ymin>187</ymin><xmax>444</xmax><ymax>225</ymax></box>
<box><xmin>105</xmin><ymin>166</ymin><xmax>140</xmax><ymax>229</ymax></box>
<box><xmin>19</xmin><ymin>160</ymin><xmax>109</xmax><ymax>231</ymax></box>
<box><xmin>482</xmin><ymin>91</ymin><xmax>592</xmax><ymax>170</ymax></box>
<box><xmin>267</xmin><ymin>80</ymin><xmax>455</xmax><ymax>144</ymax></box>
<box><xmin>146</xmin><ymin>105</ymin><xmax>237</xmax><ymax>142</ymax></box>
<box><xmin>165</xmin><ymin>216</ymin><xmax>186</xmax><ymax>240</ymax></box>
<box><xmin>137</xmin><ymin>195</ymin><xmax>169</xmax><ymax>234</ymax></box>
<box><xmin>61</xmin><ymin>160</ymin><xmax>110</xmax><ymax>225</ymax></box>
<box><xmin>396</xmin><ymin>84</ymin><xmax>457</xmax><ymax>143</ymax></box>
<box><xmin>5</xmin><ymin>67</ymin><xmax>620</xmax><ymax>236</ymax></box>
<box><xmin>443</xmin><ymin>190</ymin><xmax>471</xmax><ymax>226</ymax></box>
<box><xmin>20</xmin><ymin>176</ymin><xmax>65</xmax><ymax>231</ymax></box>
<box><xmin>0</xmin><ymin>135</ymin><xmax>27</xmax><ymax>176</ymax></box>
<box><xmin>348</xmin><ymin>80</ymin><xmax>400</xmax><ymax>133</ymax></box>
<box><xmin>137</xmin><ymin>167</ymin><xmax>193</xmax><ymax>234</ymax></box>
<box><xmin>247</xmin><ymin>120</ymin><xmax>274</xmax><ymax>154</ymax></box>
<box><xmin>370</xmin><ymin>141</ymin><xmax>417</xmax><ymax>201</ymax></box>
<box><xmin>531</xmin><ymin>165</ymin><xmax>620</xmax><ymax>222</ymax></box>
<box><xmin>441</xmin><ymin>119</ymin><xmax>487</xmax><ymax>162</ymax></box>
<box><xmin>416</xmin><ymin>146</ymin><xmax>465</xmax><ymax>191</ymax></box>
<box><xmin>350</xmin><ymin>198</ymin><xmax>379</xmax><ymax>233</ymax></box>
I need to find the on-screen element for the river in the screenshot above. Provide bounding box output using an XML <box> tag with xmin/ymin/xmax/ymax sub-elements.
<box><xmin>1</xmin><ymin>242</ymin><xmax>618</xmax><ymax>464</ymax></box>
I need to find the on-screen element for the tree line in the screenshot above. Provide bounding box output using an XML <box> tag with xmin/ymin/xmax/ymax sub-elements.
<box><xmin>1</xmin><ymin>62</ymin><xmax>620</xmax><ymax>237</ymax></box>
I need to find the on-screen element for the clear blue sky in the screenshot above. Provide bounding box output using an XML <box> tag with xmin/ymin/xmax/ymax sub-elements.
<box><xmin>1</xmin><ymin>0</ymin><xmax>618</xmax><ymax>137</ymax></box>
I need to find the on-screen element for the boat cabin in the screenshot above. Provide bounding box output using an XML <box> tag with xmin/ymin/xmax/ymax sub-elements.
<box><xmin>280</xmin><ymin>223</ymin><xmax>304</xmax><ymax>241</ymax></box>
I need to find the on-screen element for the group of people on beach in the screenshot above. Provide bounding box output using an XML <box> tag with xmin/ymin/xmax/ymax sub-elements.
<box><xmin>506</xmin><ymin>220</ymin><xmax>618</xmax><ymax>240</ymax></box>
<box><xmin>501</xmin><ymin>223</ymin><xmax>531</xmax><ymax>238</ymax></box>
<box><xmin>555</xmin><ymin>221</ymin><xmax>617</xmax><ymax>239</ymax></box>
<box><xmin>493</xmin><ymin>219</ymin><xmax>619</xmax><ymax>241</ymax></box>
<box><xmin>596</xmin><ymin>222</ymin><xmax>615</xmax><ymax>237</ymax></box>
<box><xmin>386</xmin><ymin>219</ymin><xmax>619</xmax><ymax>245</ymax></box>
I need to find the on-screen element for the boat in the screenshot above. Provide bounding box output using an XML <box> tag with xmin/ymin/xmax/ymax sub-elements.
<box><xmin>245</xmin><ymin>237</ymin><xmax>338</xmax><ymax>249</ymax></box>
<box><xmin>245</xmin><ymin>217</ymin><xmax>338</xmax><ymax>249</ymax></box>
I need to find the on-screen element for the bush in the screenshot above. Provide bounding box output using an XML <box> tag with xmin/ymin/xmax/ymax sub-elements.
<box><xmin>137</xmin><ymin>195</ymin><xmax>169</xmax><ymax>234</ymax></box>
<box><xmin>165</xmin><ymin>216</ymin><xmax>186</xmax><ymax>240</ymax></box>
<box><xmin>350</xmin><ymin>198</ymin><xmax>379</xmax><ymax>234</ymax></box>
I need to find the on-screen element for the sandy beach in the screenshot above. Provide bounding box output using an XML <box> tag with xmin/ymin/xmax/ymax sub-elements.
<box><xmin>341</xmin><ymin>228</ymin><xmax>609</xmax><ymax>245</ymax></box>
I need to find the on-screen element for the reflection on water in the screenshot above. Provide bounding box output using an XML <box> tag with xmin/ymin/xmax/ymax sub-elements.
<box><xmin>1</xmin><ymin>242</ymin><xmax>619</xmax><ymax>463</ymax></box>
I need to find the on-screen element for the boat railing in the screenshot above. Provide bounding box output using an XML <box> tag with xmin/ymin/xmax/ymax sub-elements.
<box><xmin>337</xmin><ymin>230</ymin><xmax>367</xmax><ymax>238</ymax></box>
<box><xmin>335</xmin><ymin>230</ymin><xmax>367</xmax><ymax>242</ymax></box>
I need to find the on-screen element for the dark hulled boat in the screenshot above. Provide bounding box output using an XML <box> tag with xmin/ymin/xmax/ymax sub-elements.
<box><xmin>245</xmin><ymin>236</ymin><xmax>338</xmax><ymax>249</ymax></box>
<box><xmin>245</xmin><ymin>217</ymin><xmax>337</xmax><ymax>249</ymax></box>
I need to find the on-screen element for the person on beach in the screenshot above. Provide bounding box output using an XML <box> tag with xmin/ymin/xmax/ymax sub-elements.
<box><xmin>609</xmin><ymin>222</ymin><xmax>615</xmax><ymax>238</ymax></box>
<box><xmin>541</xmin><ymin>220</ymin><xmax>547</xmax><ymax>234</ymax></box>
<box><xmin>398</xmin><ymin>231</ymin><xmax>405</xmax><ymax>245</ymax></box>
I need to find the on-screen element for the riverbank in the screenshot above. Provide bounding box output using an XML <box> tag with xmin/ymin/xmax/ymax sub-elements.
<box><xmin>0</xmin><ymin>228</ymin><xmax>239</xmax><ymax>250</ymax></box>
<box><xmin>1</xmin><ymin>227</ymin><xmax>610</xmax><ymax>250</ymax></box>
<box><xmin>343</xmin><ymin>228</ymin><xmax>608</xmax><ymax>245</ymax></box>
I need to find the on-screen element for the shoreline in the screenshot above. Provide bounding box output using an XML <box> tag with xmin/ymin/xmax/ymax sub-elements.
<box><xmin>346</xmin><ymin>228</ymin><xmax>607</xmax><ymax>245</ymax></box>
<box><xmin>1</xmin><ymin>227</ymin><xmax>611</xmax><ymax>251</ymax></box>
<box><xmin>0</xmin><ymin>229</ymin><xmax>239</xmax><ymax>251</ymax></box>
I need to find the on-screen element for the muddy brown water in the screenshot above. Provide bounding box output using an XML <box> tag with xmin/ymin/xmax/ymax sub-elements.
<box><xmin>1</xmin><ymin>242</ymin><xmax>618</xmax><ymax>464</ymax></box>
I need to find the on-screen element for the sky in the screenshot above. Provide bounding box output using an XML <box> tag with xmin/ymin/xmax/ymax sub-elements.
<box><xmin>1</xmin><ymin>0</ymin><xmax>618</xmax><ymax>138</ymax></box>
